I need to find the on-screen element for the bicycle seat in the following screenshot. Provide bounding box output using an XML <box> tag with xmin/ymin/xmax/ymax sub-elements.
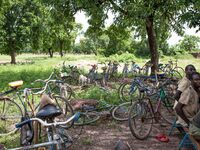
<box><xmin>36</xmin><ymin>104</ymin><xmax>62</xmax><ymax>119</ymax></box>
<box><xmin>9</xmin><ymin>80</ymin><xmax>23</xmax><ymax>88</ymax></box>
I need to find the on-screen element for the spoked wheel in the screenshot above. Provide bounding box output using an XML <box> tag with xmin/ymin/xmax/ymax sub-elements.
<box><xmin>74</xmin><ymin>111</ymin><xmax>100</xmax><ymax>126</ymax></box>
<box><xmin>118</xmin><ymin>82</ymin><xmax>126</xmax><ymax>102</ymax></box>
<box><xmin>57</xmin><ymin>127</ymin><xmax>74</xmax><ymax>149</ymax></box>
<box><xmin>174</xmin><ymin>67</ymin><xmax>184</xmax><ymax>77</ymax></box>
<box><xmin>52</xmin><ymin>96</ymin><xmax>74</xmax><ymax>129</ymax></box>
<box><xmin>159</xmin><ymin>96</ymin><xmax>176</xmax><ymax>125</ymax></box>
<box><xmin>120</xmin><ymin>82</ymin><xmax>140</xmax><ymax>102</ymax></box>
<box><xmin>112</xmin><ymin>102</ymin><xmax>133</xmax><ymax>121</ymax></box>
<box><xmin>128</xmin><ymin>99</ymin><xmax>153</xmax><ymax>140</ymax></box>
<box><xmin>169</xmin><ymin>69</ymin><xmax>182</xmax><ymax>80</ymax></box>
<box><xmin>0</xmin><ymin>98</ymin><xmax>23</xmax><ymax>136</ymax></box>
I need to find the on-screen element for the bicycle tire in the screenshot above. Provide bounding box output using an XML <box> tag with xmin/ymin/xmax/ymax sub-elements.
<box><xmin>174</xmin><ymin>67</ymin><xmax>184</xmax><ymax>77</ymax></box>
<box><xmin>74</xmin><ymin>111</ymin><xmax>100</xmax><ymax>126</ymax></box>
<box><xmin>165</xmin><ymin>68</ymin><xmax>182</xmax><ymax>79</ymax></box>
<box><xmin>57</xmin><ymin>127</ymin><xmax>73</xmax><ymax>149</ymax></box>
<box><xmin>118</xmin><ymin>82</ymin><xmax>127</xmax><ymax>102</ymax></box>
<box><xmin>47</xmin><ymin>126</ymin><xmax>57</xmax><ymax>150</ymax></box>
<box><xmin>0</xmin><ymin>98</ymin><xmax>23</xmax><ymax>136</ymax></box>
<box><xmin>52</xmin><ymin>96</ymin><xmax>74</xmax><ymax>129</ymax></box>
<box><xmin>112</xmin><ymin>101</ymin><xmax>133</xmax><ymax>121</ymax></box>
<box><xmin>128</xmin><ymin>99</ymin><xmax>153</xmax><ymax>140</ymax></box>
<box><xmin>120</xmin><ymin>82</ymin><xmax>140</xmax><ymax>102</ymax></box>
<box><xmin>159</xmin><ymin>96</ymin><xmax>175</xmax><ymax>125</ymax></box>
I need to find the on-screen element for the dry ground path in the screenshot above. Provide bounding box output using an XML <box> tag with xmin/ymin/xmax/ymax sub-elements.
<box><xmin>70</xmin><ymin>117</ymin><xmax>181</xmax><ymax>150</ymax></box>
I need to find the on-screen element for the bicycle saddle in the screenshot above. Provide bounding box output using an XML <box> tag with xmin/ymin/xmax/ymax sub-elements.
<box><xmin>36</xmin><ymin>104</ymin><xmax>62</xmax><ymax>119</ymax></box>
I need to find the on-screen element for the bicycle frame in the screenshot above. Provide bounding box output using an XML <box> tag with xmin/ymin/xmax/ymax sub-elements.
<box><xmin>10</xmin><ymin>113</ymin><xmax>79</xmax><ymax>150</ymax></box>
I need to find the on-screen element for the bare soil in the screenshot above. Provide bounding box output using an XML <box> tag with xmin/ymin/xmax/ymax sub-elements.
<box><xmin>69</xmin><ymin>116</ymin><xmax>181</xmax><ymax>150</ymax></box>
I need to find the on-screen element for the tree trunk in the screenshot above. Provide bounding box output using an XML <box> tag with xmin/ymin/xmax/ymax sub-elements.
<box><xmin>59</xmin><ymin>40</ymin><xmax>64</xmax><ymax>57</ymax></box>
<box><xmin>10</xmin><ymin>50</ymin><xmax>16</xmax><ymax>64</ymax></box>
<box><xmin>10</xmin><ymin>39</ymin><xmax>16</xmax><ymax>64</ymax></box>
<box><xmin>48</xmin><ymin>47</ymin><xmax>53</xmax><ymax>58</ymax></box>
<box><xmin>145</xmin><ymin>16</ymin><xmax>158</xmax><ymax>74</ymax></box>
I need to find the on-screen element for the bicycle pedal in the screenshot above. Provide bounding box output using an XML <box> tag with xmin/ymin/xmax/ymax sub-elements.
<box><xmin>38</xmin><ymin>147</ymin><xmax>46</xmax><ymax>150</ymax></box>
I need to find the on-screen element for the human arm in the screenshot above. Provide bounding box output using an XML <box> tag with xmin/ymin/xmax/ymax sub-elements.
<box><xmin>174</xmin><ymin>90</ymin><xmax>182</xmax><ymax>101</ymax></box>
<box><xmin>175</xmin><ymin>102</ymin><xmax>190</xmax><ymax>126</ymax></box>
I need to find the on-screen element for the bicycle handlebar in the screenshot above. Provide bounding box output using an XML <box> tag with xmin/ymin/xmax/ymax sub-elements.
<box><xmin>33</xmin><ymin>79</ymin><xmax>64</xmax><ymax>95</ymax></box>
<box><xmin>33</xmin><ymin>71</ymin><xmax>55</xmax><ymax>83</ymax></box>
<box><xmin>16</xmin><ymin>112</ymin><xmax>80</xmax><ymax>128</ymax></box>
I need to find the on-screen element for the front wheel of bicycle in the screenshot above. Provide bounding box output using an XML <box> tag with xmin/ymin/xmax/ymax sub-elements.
<box><xmin>112</xmin><ymin>102</ymin><xmax>133</xmax><ymax>121</ymax></box>
<box><xmin>0</xmin><ymin>97</ymin><xmax>23</xmax><ymax>136</ymax></box>
<box><xmin>128</xmin><ymin>99</ymin><xmax>153</xmax><ymax>140</ymax></box>
<box><xmin>74</xmin><ymin>111</ymin><xmax>100</xmax><ymax>126</ymax></box>
<box><xmin>159</xmin><ymin>96</ymin><xmax>175</xmax><ymax>125</ymax></box>
<box><xmin>52</xmin><ymin>96</ymin><xmax>74</xmax><ymax>129</ymax></box>
<box><xmin>56</xmin><ymin>127</ymin><xmax>73</xmax><ymax>149</ymax></box>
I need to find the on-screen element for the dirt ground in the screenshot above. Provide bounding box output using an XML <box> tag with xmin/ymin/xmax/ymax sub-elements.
<box><xmin>69</xmin><ymin>116</ymin><xmax>181</xmax><ymax>150</ymax></box>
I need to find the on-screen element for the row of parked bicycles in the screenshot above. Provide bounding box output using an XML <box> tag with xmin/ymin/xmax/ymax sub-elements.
<box><xmin>0</xmin><ymin>59</ymin><xmax>182</xmax><ymax>149</ymax></box>
<box><xmin>55</xmin><ymin>59</ymin><xmax>183</xmax><ymax>87</ymax></box>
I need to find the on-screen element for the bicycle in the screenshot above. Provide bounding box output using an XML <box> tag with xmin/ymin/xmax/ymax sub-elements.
<box><xmin>73</xmin><ymin>86</ymin><xmax>132</xmax><ymax>124</ymax></box>
<box><xmin>122</xmin><ymin>62</ymin><xmax>129</xmax><ymax>78</ymax></box>
<box><xmin>159</xmin><ymin>59</ymin><xmax>184</xmax><ymax>79</ymax></box>
<box><xmin>129</xmin><ymin>61</ymin><xmax>140</xmax><ymax>75</ymax></box>
<box><xmin>33</xmin><ymin>72</ymin><xmax>73</xmax><ymax>101</ymax></box>
<box><xmin>0</xmin><ymin>80</ymin><xmax>74</xmax><ymax>138</ymax></box>
<box><xmin>57</xmin><ymin>61</ymin><xmax>80</xmax><ymax>86</ymax></box>
<box><xmin>9</xmin><ymin>111</ymin><xmax>80</xmax><ymax>150</ymax></box>
<box><xmin>128</xmin><ymin>81</ymin><xmax>176</xmax><ymax>140</ymax></box>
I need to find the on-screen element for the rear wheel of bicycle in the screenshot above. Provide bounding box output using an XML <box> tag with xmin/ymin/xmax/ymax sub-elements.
<box><xmin>174</xmin><ymin>67</ymin><xmax>184</xmax><ymax>77</ymax></box>
<box><xmin>74</xmin><ymin>111</ymin><xmax>100</xmax><ymax>126</ymax></box>
<box><xmin>169</xmin><ymin>69</ymin><xmax>182</xmax><ymax>79</ymax></box>
<box><xmin>112</xmin><ymin>102</ymin><xmax>133</xmax><ymax>121</ymax></box>
<box><xmin>120</xmin><ymin>82</ymin><xmax>140</xmax><ymax>102</ymax></box>
<box><xmin>0</xmin><ymin>98</ymin><xmax>23</xmax><ymax>136</ymax></box>
<box><xmin>52</xmin><ymin>96</ymin><xmax>74</xmax><ymax>128</ymax></box>
<box><xmin>159</xmin><ymin>96</ymin><xmax>175</xmax><ymax>125</ymax></box>
<box><xmin>128</xmin><ymin>99</ymin><xmax>153</xmax><ymax>140</ymax></box>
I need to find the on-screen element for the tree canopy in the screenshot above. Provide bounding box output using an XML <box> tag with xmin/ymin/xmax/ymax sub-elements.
<box><xmin>0</xmin><ymin>0</ymin><xmax>199</xmax><ymax>69</ymax></box>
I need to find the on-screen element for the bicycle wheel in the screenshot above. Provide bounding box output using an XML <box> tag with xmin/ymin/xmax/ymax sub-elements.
<box><xmin>112</xmin><ymin>102</ymin><xmax>133</xmax><ymax>121</ymax></box>
<box><xmin>47</xmin><ymin>126</ymin><xmax>57</xmax><ymax>150</ymax></box>
<box><xmin>174</xmin><ymin>67</ymin><xmax>184</xmax><ymax>77</ymax></box>
<box><xmin>0</xmin><ymin>97</ymin><xmax>23</xmax><ymax>136</ymax></box>
<box><xmin>169</xmin><ymin>69</ymin><xmax>182</xmax><ymax>79</ymax></box>
<box><xmin>128</xmin><ymin>99</ymin><xmax>153</xmax><ymax>140</ymax></box>
<box><xmin>159</xmin><ymin>96</ymin><xmax>175</xmax><ymax>124</ymax></box>
<box><xmin>118</xmin><ymin>82</ymin><xmax>127</xmax><ymax>102</ymax></box>
<box><xmin>52</xmin><ymin>96</ymin><xmax>74</xmax><ymax>128</ymax></box>
<box><xmin>120</xmin><ymin>82</ymin><xmax>140</xmax><ymax>102</ymax></box>
<box><xmin>74</xmin><ymin>111</ymin><xmax>100</xmax><ymax>126</ymax></box>
<box><xmin>56</xmin><ymin>127</ymin><xmax>73</xmax><ymax>149</ymax></box>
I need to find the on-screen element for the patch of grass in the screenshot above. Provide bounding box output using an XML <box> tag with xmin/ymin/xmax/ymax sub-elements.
<box><xmin>107</xmin><ymin>120</ymin><xmax>118</xmax><ymax>129</ymax></box>
<box><xmin>0</xmin><ymin>133</ymin><xmax>20</xmax><ymax>149</ymax></box>
<box><xmin>81</xmin><ymin>137</ymin><xmax>93</xmax><ymax>145</ymax></box>
<box><xmin>75</xmin><ymin>85</ymin><xmax>120</xmax><ymax>105</ymax></box>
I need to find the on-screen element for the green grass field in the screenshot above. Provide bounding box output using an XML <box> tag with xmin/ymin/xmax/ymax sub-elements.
<box><xmin>0</xmin><ymin>53</ymin><xmax>200</xmax><ymax>91</ymax></box>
